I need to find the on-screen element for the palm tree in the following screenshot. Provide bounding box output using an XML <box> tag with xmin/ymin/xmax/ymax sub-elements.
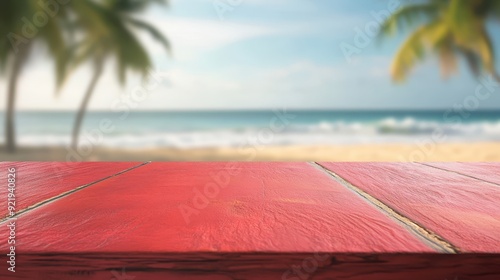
<box><xmin>379</xmin><ymin>0</ymin><xmax>500</xmax><ymax>82</ymax></box>
<box><xmin>66</xmin><ymin>0</ymin><xmax>170</xmax><ymax>149</ymax></box>
<box><xmin>0</xmin><ymin>1</ymin><xmax>68</xmax><ymax>153</ymax></box>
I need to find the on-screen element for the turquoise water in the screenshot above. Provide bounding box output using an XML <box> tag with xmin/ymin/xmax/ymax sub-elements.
<box><xmin>1</xmin><ymin>110</ymin><xmax>499</xmax><ymax>148</ymax></box>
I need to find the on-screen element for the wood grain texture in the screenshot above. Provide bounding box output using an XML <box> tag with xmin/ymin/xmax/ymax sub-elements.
<box><xmin>0</xmin><ymin>162</ymin><xmax>431</xmax><ymax>254</ymax></box>
<box><xmin>319</xmin><ymin>162</ymin><xmax>500</xmax><ymax>253</ymax></box>
<box><xmin>423</xmin><ymin>162</ymin><xmax>500</xmax><ymax>186</ymax></box>
<box><xmin>1</xmin><ymin>253</ymin><xmax>499</xmax><ymax>280</ymax></box>
<box><xmin>1</xmin><ymin>162</ymin><xmax>499</xmax><ymax>279</ymax></box>
<box><xmin>0</xmin><ymin>162</ymin><xmax>142</xmax><ymax>219</ymax></box>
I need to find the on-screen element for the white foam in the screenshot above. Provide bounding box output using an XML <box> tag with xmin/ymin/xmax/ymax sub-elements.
<box><xmin>4</xmin><ymin>118</ymin><xmax>500</xmax><ymax>149</ymax></box>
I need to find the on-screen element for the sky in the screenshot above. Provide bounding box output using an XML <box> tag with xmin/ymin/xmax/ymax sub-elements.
<box><xmin>2</xmin><ymin>0</ymin><xmax>500</xmax><ymax>111</ymax></box>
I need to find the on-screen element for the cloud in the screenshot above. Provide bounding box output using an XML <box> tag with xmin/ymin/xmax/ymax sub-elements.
<box><xmin>135</xmin><ymin>60</ymin><xmax>351</xmax><ymax>110</ymax></box>
<box><xmin>139</xmin><ymin>16</ymin><xmax>278</xmax><ymax>61</ymax></box>
<box><xmin>5</xmin><ymin>56</ymin><xmax>393</xmax><ymax>111</ymax></box>
<box><xmin>236</xmin><ymin>0</ymin><xmax>316</xmax><ymax>10</ymax></box>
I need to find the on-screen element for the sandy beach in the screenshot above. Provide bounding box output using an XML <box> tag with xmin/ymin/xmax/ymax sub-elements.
<box><xmin>2</xmin><ymin>142</ymin><xmax>500</xmax><ymax>162</ymax></box>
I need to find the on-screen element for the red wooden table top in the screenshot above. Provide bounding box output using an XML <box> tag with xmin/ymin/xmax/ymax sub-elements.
<box><xmin>0</xmin><ymin>162</ymin><xmax>499</xmax><ymax>279</ymax></box>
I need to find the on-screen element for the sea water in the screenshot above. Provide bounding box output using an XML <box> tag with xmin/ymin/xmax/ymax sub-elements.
<box><xmin>1</xmin><ymin>110</ymin><xmax>499</xmax><ymax>148</ymax></box>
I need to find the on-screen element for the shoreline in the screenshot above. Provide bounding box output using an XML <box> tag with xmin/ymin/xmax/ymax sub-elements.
<box><xmin>1</xmin><ymin>142</ymin><xmax>500</xmax><ymax>161</ymax></box>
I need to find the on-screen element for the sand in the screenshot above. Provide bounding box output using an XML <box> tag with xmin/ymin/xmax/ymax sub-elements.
<box><xmin>1</xmin><ymin>142</ymin><xmax>500</xmax><ymax>161</ymax></box>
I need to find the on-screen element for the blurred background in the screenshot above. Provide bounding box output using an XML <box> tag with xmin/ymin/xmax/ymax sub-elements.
<box><xmin>1</xmin><ymin>0</ymin><xmax>500</xmax><ymax>161</ymax></box>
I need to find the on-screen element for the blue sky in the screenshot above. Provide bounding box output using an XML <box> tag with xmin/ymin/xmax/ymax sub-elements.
<box><xmin>3</xmin><ymin>0</ymin><xmax>500</xmax><ymax>110</ymax></box>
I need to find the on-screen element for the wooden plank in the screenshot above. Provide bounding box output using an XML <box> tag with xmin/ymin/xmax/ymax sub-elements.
<box><xmin>319</xmin><ymin>162</ymin><xmax>500</xmax><ymax>253</ymax></box>
<box><xmin>0</xmin><ymin>162</ymin><xmax>431</xmax><ymax>253</ymax></box>
<box><xmin>2</xmin><ymin>162</ymin><xmax>499</xmax><ymax>279</ymax></box>
<box><xmin>0</xmin><ymin>162</ymin><xmax>142</xmax><ymax>219</ymax></box>
<box><xmin>0</xmin><ymin>162</ymin><xmax>440</xmax><ymax>279</ymax></box>
<box><xmin>423</xmin><ymin>162</ymin><xmax>500</xmax><ymax>186</ymax></box>
<box><xmin>5</xmin><ymin>253</ymin><xmax>500</xmax><ymax>280</ymax></box>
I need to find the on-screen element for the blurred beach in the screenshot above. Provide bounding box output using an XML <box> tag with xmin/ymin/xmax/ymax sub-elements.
<box><xmin>2</xmin><ymin>1</ymin><xmax>500</xmax><ymax>162</ymax></box>
<box><xmin>1</xmin><ymin>110</ymin><xmax>500</xmax><ymax>161</ymax></box>
<box><xmin>1</xmin><ymin>143</ymin><xmax>500</xmax><ymax>161</ymax></box>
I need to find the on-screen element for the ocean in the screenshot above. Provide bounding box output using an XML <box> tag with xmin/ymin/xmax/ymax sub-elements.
<box><xmin>1</xmin><ymin>110</ymin><xmax>500</xmax><ymax>148</ymax></box>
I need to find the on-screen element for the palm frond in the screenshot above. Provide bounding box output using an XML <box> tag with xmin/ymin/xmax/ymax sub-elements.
<box><xmin>69</xmin><ymin>0</ymin><xmax>113</xmax><ymax>37</ymax></box>
<box><xmin>125</xmin><ymin>17</ymin><xmax>171</xmax><ymax>54</ymax></box>
<box><xmin>492</xmin><ymin>0</ymin><xmax>500</xmax><ymax>18</ymax></box>
<box><xmin>391</xmin><ymin>21</ymin><xmax>448</xmax><ymax>81</ymax></box>
<box><xmin>436</xmin><ymin>38</ymin><xmax>458</xmax><ymax>78</ymax></box>
<box><xmin>99</xmin><ymin>10</ymin><xmax>153</xmax><ymax>83</ymax></box>
<box><xmin>40</xmin><ymin>18</ymin><xmax>68</xmax><ymax>87</ymax></box>
<box><xmin>447</xmin><ymin>0</ymin><xmax>483</xmax><ymax>46</ymax></box>
<box><xmin>115</xmin><ymin>32</ymin><xmax>152</xmax><ymax>84</ymax></box>
<box><xmin>472</xmin><ymin>27</ymin><xmax>495</xmax><ymax>74</ymax></box>
<box><xmin>460</xmin><ymin>49</ymin><xmax>482</xmax><ymax>78</ymax></box>
<box><xmin>64</xmin><ymin>0</ymin><xmax>168</xmax><ymax>86</ymax></box>
<box><xmin>105</xmin><ymin>0</ymin><xmax>168</xmax><ymax>13</ymax></box>
<box><xmin>378</xmin><ymin>3</ymin><xmax>441</xmax><ymax>39</ymax></box>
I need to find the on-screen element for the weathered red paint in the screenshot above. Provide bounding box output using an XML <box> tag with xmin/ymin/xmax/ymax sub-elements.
<box><xmin>425</xmin><ymin>162</ymin><xmax>500</xmax><ymax>186</ymax></box>
<box><xmin>1</xmin><ymin>162</ymin><xmax>499</xmax><ymax>279</ymax></box>
<box><xmin>0</xmin><ymin>162</ymin><xmax>140</xmax><ymax>218</ymax></box>
<box><xmin>0</xmin><ymin>162</ymin><xmax>431</xmax><ymax>253</ymax></box>
<box><xmin>320</xmin><ymin>162</ymin><xmax>500</xmax><ymax>253</ymax></box>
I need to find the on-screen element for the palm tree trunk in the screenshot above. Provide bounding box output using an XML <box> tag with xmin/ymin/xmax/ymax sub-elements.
<box><xmin>71</xmin><ymin>60</ymin><xmax>104</xmax><ymax>150</ymax></box>
<box><xmin>5</xmin><ymin>44</ymin><xmax>31</xmax><ymax>153</ymax></box>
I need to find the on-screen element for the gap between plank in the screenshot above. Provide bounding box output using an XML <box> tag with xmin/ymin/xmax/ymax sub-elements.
<box><xmin>310</xmin><ymin>162</ymin><xmax>460</xmax><ymax>254</ymax></box>
<box><xmin>417</xmin><ymin>162</ymin><xmax>500</xmax><ymax>188</ymax></box>
<box><xmin>0</xmin><ymin>161</ymin><xmax>151</xmax><ymax>224</ymax></box>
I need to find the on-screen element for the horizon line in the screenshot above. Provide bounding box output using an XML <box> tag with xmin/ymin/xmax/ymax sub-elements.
<box><xmin>2</xmin><ymin>108</ymin><xmax>500</xmax><ymax>113</ymax></box>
